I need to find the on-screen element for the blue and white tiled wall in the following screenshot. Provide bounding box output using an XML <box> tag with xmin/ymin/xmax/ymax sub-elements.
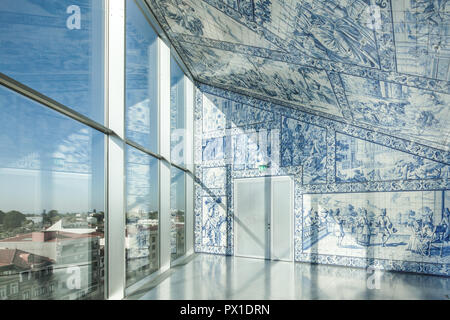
<box><xmin>194</xmin><ymin>83</ymin><xmax>450</xmax><ymax>277</ymax></box>
<box><xmin>148</xmin><ymin>0</ymin><xmax>450</xmax><ymax>153</ymax></box>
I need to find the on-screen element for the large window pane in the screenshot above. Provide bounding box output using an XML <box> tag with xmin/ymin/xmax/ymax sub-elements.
<box><xmin>125</xmin><ymin>0</ymin><xmax>158</xmax><ymax>153</ymax></box>
<box><xmin>0</xmin><ymin>85</ymin><xmax>105</xmax><ymax>300</ymax></box>
<box><xmin>125</xmin><ymin>145</ymin><xmax>159</xmax><ymax>287</ymax></box>
<box><xmin>0</xmin><ymin>0</ymin><xmax>105</xmax><ymax>124</ymax></box>
<box><xmin>170</xmin><ymin>167</ymin><xmax>185</xmax><ymax>261</ymax></box>
<box><xmin>170</xmin><ymin>57</ymin><xmax>186</xmax><ymax>166</ymax></box>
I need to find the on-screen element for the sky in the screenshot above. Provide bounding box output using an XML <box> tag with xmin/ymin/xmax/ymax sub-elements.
<box><xmin>0</xmin><ymin>0</ymin><xmax>186</xmax><ymax>214</ymax></box>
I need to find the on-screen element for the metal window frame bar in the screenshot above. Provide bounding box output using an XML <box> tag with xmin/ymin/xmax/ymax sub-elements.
<box><xmin>106</xmin><ymin>0</ymin><xmax>126</xmax><ymax>300</ymax></box>
<box><xmin>0</xmin><ymin>52</ymin><xmax>192</xmax><ymax>173</ymax></box>
<box><xmin>0</xmin><ymin>72</ymin><xmax>113</xmax><ymax>136</ymax></box>
<box><xmin>158</xmin><ymin>37</ymin><xmax>172</xmax><ymax>274</ymax></box>
<box><xmin>185</xmin><ymin>76</ymin><xmax>195</xmax><ymax>256</ymax></box>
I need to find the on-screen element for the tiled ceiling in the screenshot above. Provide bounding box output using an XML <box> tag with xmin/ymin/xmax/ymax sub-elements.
<box><xmin>146</xmin><ymin>0</ymin><xmax>450</xmax><ymax>151</ymax></box>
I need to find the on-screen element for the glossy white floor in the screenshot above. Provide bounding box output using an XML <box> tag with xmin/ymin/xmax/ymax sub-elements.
<box><xmin>127</xmin><ymin>254</ymin><xmax>450</xmax><ymax>300</ymax></box>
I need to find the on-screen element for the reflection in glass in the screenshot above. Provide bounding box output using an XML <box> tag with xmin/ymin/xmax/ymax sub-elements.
<box><xmin>170</xmin><ymin>57</ymin><xmax>186</xmax><ymax>166</ymax></box>
<box><xmin>170</xmin><ymin>167</ymin><xmax>185</xmax><ymax>261</ymax></box>
<box><xmin>0</xmin><ymin>86</ymin><xmax>105</xmax><ymax>300</ymax></box>
<box><xmin>125</xmin><ymin>0</ymin><xmax>158</xmax><ymax>153</ymax></box>
<box><xmin>125</xmin><ymin>146</ymin><xmax>159</xmax><ymax>287</ymax></box>
<box><xmin>0</xmin><ymin>0</ymin><xmax>105</xmax><ymax>124</ymax></box>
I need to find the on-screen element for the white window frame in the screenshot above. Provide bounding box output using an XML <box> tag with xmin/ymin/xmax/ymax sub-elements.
<box><xmin>0</xmin><ymin>285</ymin><xmax>7</xmax><ymax>298</ymax></box>
<box><xmin>105</xmin><ymin>0</ymin><xmax>195</xmax><ymax>299</ymax></box>
<box><xmin>10</xmin><ymin>282</ymin><xmax>19</xmax><ymax>295</ymax></box>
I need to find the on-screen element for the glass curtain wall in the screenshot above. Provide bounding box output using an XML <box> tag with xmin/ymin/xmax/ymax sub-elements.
<box><xmin>0</xmin><ymin>0</ymin><xmax>105</xmax><ymax>300</ymax></box>
<box><xmin>124</xmin><ymin>0</ymin><xmax>160</xmax><ymax>288</ymax></box>
<box><xmin>125</xmin><ymin>0</ymin><xmax>158</xmax><ymax>153</ymax></box>
<box><xmin>125</xmin><ymin>146</ymin><xmax>159</xmax><ymax>287</ymax></box>
<box><xmin>0</xmin><ymin>0</ymin><xmax>192</xmax><ymax>300</ymax></box>
<box><xmin>170</xmin><ymin>167</ymin><xmax>186</xmax><ymax>261</ymax></box>
<box><xmin>0</xmin><ymin>0</ymin><xmax>105</xmax><ymax>124</ymax></box>
<box><xmin>170</xmin><ymin>58</ymin><xmax>186</xmax><ymax>262</ymax></box>
<box><xmin>170</xmin><ymin>57</ymin><xmax>186</xmax><ymax>166</ymax></box>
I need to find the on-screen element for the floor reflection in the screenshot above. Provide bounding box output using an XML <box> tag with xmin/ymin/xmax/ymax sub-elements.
<box><xmin>135</xmin><ymin>254</ymin><xmax>449</xmax><ymax>300</ymax></box>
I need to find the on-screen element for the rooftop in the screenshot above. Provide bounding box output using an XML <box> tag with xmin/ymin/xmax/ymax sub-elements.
<box><xmin>0</xmin><ymin>248</ymin><xmax>54</xmax><ymax>270</ymax></box>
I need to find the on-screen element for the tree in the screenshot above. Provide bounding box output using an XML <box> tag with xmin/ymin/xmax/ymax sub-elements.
<box><xmin>0</xmin><ymin>210</ymin><xmax>5</xmax><ymax>224</ymax></box>
<box><xmin>4</xmin><ymin>211</ymin><xmax>26</xmax><ymax>229</ymax></box>
<box><xmin>43</xmin><ymin>209</ymin><xmax>60</xmax><ymax>226</ymax></box>
<box><xmin>92</xmin><ymin>211</ymin><xmax>104</xmax><ymax>224</ymax></box>
<box><xmin>149</xmin><ymin>211</ymin><xmax>158</xmax><ymax>220</ymax></box>
<box><xmin>48</xmin><ymin>210</ymin><xmax>59</xmax><ymax>217</ymax></box>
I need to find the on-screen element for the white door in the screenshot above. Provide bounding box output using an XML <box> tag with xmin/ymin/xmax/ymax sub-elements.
<box><xmin>234</xmin><ymin>177</ymin><xmax>269</xmax><ymax>259</ymax></box>
<box><xmin>234</xmin><ymin>176</ymin><xmax>293</xmax><ymax>261</ymax></box>
<box><xmin>270</xmin><ymin>176</ymin><xmax>293</xmax><ymax>261</ymax></box>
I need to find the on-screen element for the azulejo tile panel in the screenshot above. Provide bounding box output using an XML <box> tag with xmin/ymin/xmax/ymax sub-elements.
<box><xmin>336</xmin><ymin>132</ymin><xmax>450</xmax><ymax>183</ymax></box>
<box><xmin>202</xmin><ymin>196</ymin><xmax>228</xmax><ymax>247</ymax></box>
<box><xmin>156</xmin><ymin>0</ymin><xmax>279</xmax><ymax>50</ymax></box>
<box><xmin>281</xmin><ymin>117</ymin><xmax>327</xmax><ymax>184</ymax></box>
<box><xmin>202</xmin><ymin>136</ymin><xmax>229</xmax><ymax>161</ymax></box>
<box><xmin>146</xmin><ymin>0</ymin><xmax>450</xmax><ymax>151</ymax></box>
<box><xmin>177</xmin><ymin>40</ymin><xmax>345</xmax><ymax>116</ymax></box>
<box><xmin>341</xmin><ymin>73</ymin><xmax>450</xmax><ymax>149</ymax></box>
<box><xmin>202</xmin><ymin>92</ymin><xmax>274</xmax><ymax>133</ymax></box>
<box><xmin>301</xmin><ymin>190</ymin><xmax>449</xmax><ymax>265</ymax></box>
<box><xmin>202</xmin><ymin>167</ymin><xmax>226</xmax><ymax>189</ymax></box>
<box><xmin>194</xmin><ymin>83</ymin><xmax>449</xmax><ymax>276</ymax></box>
<box><xmin>233</xmin><ymin>130</ymin><xmax>276</xmax><ymax>171</ymax></box>
<box><xmin>392</xmin><ymin>0</ymin><xmax>450</xmax><ymax>81</ymax></box>
<box><xmin>256</xmin><ymin>0</ymin><xmax>380</xmax><ymax>68</ymax></box>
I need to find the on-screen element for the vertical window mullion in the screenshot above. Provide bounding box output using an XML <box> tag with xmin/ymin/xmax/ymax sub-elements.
<box><xmin>158</xmin><ymin>38</ymin><xmax>172</xmax><ymax>273</ymax></box>
<box><xmin>106</xmin><ymin>0</ymin><xmax>126</xmax><ymax>300</ymax></box>
<box><xmin>185</xmin><ymin>76</ymin><xmax>194</xmax><ymax>256</ymax></box>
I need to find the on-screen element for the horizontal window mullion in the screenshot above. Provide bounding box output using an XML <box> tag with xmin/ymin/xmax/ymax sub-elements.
<box><xmin>0</xmin><ymin>72</ymin><xmax>112</xmax><ymax>136</ymax></box>
<box><xmin>1</xmin><ymin>73</ymin><xmax>194</xmax><ymax>179</ymax></box>
<box><xmin>125</xmin><ymin>139</ymin><xmax>164</xmax><ymax>161</ymax></box>
<box><xmin>171</xmin><ymin>162</ymin><xmax>190</xmax><ymax>173</ymax></box>
<box><xmin>125</xmin><ymin>138</ymin><xmax>192</xmax><ymax>174</ymax></box>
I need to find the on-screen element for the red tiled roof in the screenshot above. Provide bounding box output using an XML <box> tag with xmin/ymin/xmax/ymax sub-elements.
<box><xmin>0</xmin><ymin>248</ymin><xmax>16</xmax><ymax>266</ymax></box>
<box><xmin>0</xmin><ymin>248</ymin><xmax>54</xmax><ymax>270</ymax></box>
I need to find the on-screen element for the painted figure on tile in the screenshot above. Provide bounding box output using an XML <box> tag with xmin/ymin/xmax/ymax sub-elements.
<box><xmin>422</xmin><ymin>222</ymin><xmax>436</xmax><ymax>256</ymax></box>
<box><xmin>202</xmin><ymin>197</ymin><xmax>227</xmax><ymax>247</ymax></box>
<box><xmin>292</xmin><ymin>0</ymin><xmax>379</xmax><ymax>67</ymax></box>
<box><xmin>336</xmin><ymin>133</ymin><xmax>450</xmax><ymax>183</ymax></box>
<box><xmin>305</xmin><ymin>208</ymin><xmax>320</xmax><ymax>227</ymax></box>
<box><xmin>405</xmin><ymin>207</ymin><xmax>445</xmax><ymax>257</ymax></box>
<box><xmin>356</xmin><ymin>208</ymin><xmax>372</xmax><ymax>246</ymax></box>
<box><xmin>319</xmin><ymin>208</ymin><xmax>329</xmax><ymax>227</ymax></box>
<box><xmin>376</xmin><ymin>208</ymin><xmax>396</xmax><ymax>247</ymax></box>
<box><xmin>439</xmin><ymin>208</ymin><xmax>450</xmax><ymax>257</ymax></box>
<box><xmin>332</xmin><ymin>208</ymin><xmax>346</xmax><ymax>247</ymax></box>
<box><xmin>346</xmin><ymin>204</ymin><xmax>358</xmax><ymax>235</ymax></box>
<box><xmin>441</xmin><ymin>208</ymin><xmax>450</xmax><ymax>240</ymax></box>
<box><xmin>281</xmin><ymin>117</ymin><xmax>327</xmax><ymax>183</ymax></box>
<box><xmin>422</xmin><ymin>208</ymin><xmax>435</xmax><ymax>229</ymax></box>
<box><xmin>407</xmin><ymin>218</ymin><xmax>422</xmax><ymax>253</ymax></box>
